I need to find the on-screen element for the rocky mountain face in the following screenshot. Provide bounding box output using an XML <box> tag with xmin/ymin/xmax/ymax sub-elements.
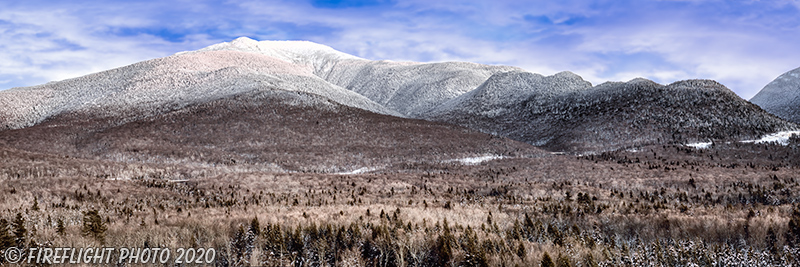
<box><xmin>1</xmin><ymin>37</ymin><xmax>796</xmax><ymax>156</ymax></box>
<box><xmin>751</xmin><ymin>67</ymin><xmax>800</xmax><ymax>124</ymax></box>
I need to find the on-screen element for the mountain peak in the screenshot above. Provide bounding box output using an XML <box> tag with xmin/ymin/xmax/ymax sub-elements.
<box><xmin>226</xmin><ymin>36</ymin><xmax>261</xmax><ymax>50</ymax></box>
<box><xmin>553</xmin><ymin>71</ymin><xmax>582</xmax><ymax>80</ymax></box>
<box><xmin>627</xmin><ymin>77</ymin><xmax>658</xmax><ymax>85</ymax></box>
<box><xmin>192</xmin><ymin>37</ymin><xmax>362</xmax><ymax>64</ymax></box>
<box><xmin>231</xmin><ymin>36</ymin><xmax>258</xmax><ymax>44</ymax></box>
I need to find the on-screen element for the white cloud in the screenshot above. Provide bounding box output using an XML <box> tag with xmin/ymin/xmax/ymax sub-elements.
<box><xmin>0</xmin><ymin>3</ymin><xmax>221</xmax><ymax>89</ymax></box>
<box><xmin>537</xmin><ymin>0</ymin><xmax>800</xmax><ymax>98</ymax></box>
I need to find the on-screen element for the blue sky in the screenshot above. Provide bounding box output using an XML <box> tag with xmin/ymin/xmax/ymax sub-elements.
<box><xmin>1</xmin><ymin>0</ymin><xmax>799</xmax><ymax>99</ymax></box>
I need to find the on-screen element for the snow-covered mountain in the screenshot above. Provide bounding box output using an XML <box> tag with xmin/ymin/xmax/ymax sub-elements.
<box><xmin>0</xmin><ymin>42</ymin><xmax>396</xmax><ymax>130</ymax></box>
<box><xmin>750</xmin><ymin>66</ymin><xmax>800</xmax><ymax>124</ymax></box>
<box><xmin>201</xmin><ymin>37</ymin><xmax>521</xmax><ymax>117</ymax></box>
<box><xmin>321</xmin><ymin>60</ymin><xmax>520</xmax><ymax>117</ymax></box>
<box><xmin>426</xmin><ymin>71</ymin><xmax>592</xmax><ymax>120</ymax></box>
<box><xmin>1</xmin><ymin>37</ymin><xmax>796</xmax><ymax>154</ymax></box>
<box><xmin>426</xmin><ymin>74</ymin><xmax>796</xmax><ymax>152</ymax></box>
<box><xmin>0</xmin><ymin>37</ymin><xmax>539</xmax><ymax>170</ymax></box>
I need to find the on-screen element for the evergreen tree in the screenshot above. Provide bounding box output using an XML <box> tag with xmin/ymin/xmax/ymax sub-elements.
<box><xmin>766</xmin><ymin>227</ymin><xmax>779</xmax><ymax>254</ymax></box>
<box><xmin>82</xmin><ymin>210</ymin><xmax>107</xmax><ymax>243</ymax></box>
<box><xmin>31</xmin><ymin>197</ymin><xmax>39</xmax><ymax>211</ymax></box>
<box><xmin>547</xmin><ymin>224</ymin><xmax>564</xmax><ymax>246</ymax></box>
<box><xmin>461</xmin><ymin>226</ymin><xmax>487</xmax><ymax>267</ymax></box>
<box><xmin>231</xmin><ymin>225</ymin><xmax>255</xmax><ymax>266</ymax></box>
<box><xmin>249</xmin><ymin>216</ymin><xmax>260</xmax><ymax>237</ymax></box>
<box><xmin>11</xmin><ymin>213</ymin><xmax>26</xmax><ymax>246</ymax></box>
<box><xmin>787</xmin><ymin>207</ymin><xmax>800</xmax><ymax>247</ymax></box>
<box><xmin>584</xmin><ymin>253</ymin><xmax>599</xmax><ymax>267</ymax></box>
<box><xmin>556</xmin><ymin>254</ymin><xmax>572</xmax><ymax>267</ymax></box>
<box><xmin>541</xmin><ymin>252</ymin><xmax>555</xmax><ymax>267</ymax></box>
<box><xmin>430</xmin><ymin>218</ymin><xmax>454</xmax><ymax>266</ymax></box>
<box><xmin>516</xmin><ymin>242</ymin><xmax>526</xmax><ymax>260</ymax></box>
<box><xmin>523</xmin><ymin>213</ymin><xmax>535</xmax><ymax>240</ymax></box>
<box><xmin>0</xmin><ymin>218</ymin><xmax>14</xmax><ymax>250</ymax></box>
<box><xmin>56</xmin><ymin>218</ymin><xmax>66</xmax><ymax>236</ymax></box>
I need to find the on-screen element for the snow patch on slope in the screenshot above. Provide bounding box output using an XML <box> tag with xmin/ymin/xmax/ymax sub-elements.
<box><xmin>335</xmin><ymin>167</ymin><xmax>381</xmax><ymax>175</ymax></box>
<box><xmin>446</xmin><ymin>155</ymin><xmax>505</xmax><ymax>165</ymax></box>
<box><xmin>742</xmin><ymin>131</ymin><xmax>800</xmax><ymax>145</ymax></box>
<box><xmin>686</xmin><ymin>131</ymin><xmax>800</xmax><ymax>148</ymax></box>
<box><xmin>686</xmin><ymin>142</ymin><xmax>713</xmax><ymax>149</ymax></box>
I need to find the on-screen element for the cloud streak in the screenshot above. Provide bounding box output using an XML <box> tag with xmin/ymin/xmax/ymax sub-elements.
<box><xmin>1</xmin><ymin>0</ymin><xmax>798</xmax><ymax>99</ymax></box>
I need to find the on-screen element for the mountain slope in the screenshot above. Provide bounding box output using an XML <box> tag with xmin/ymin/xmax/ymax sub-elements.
<box><xmin>0</xmin><ymin>48</ymin><xmax>396</xmax><ymax>130</ymax></box>
<box><xmin>750</xmin><ymin>66</ymin><xmax>800</xmax><ymax>124</ymax></box>
<box><xmin>426</xmin><ymin>71</ymin><xmax>592</xmax><ymax>124</ymax></box>
<box><xmin>429</xmin><ymin>78</ymin><xmax>797</xmax><ymax>152</ymax></box>
<box><xmin>201</xmin><ymin>37</ymin><xmax>521</xmax><ymax>117</ymax></box>
<box><xmin>2</xmin><ymin>37</ymin><xmax>794</xmax><ymax>155</ymax></box>
<box><xmin>322</xmin><ymin>60</ymin><xmax>520</xmax><ymax>116</ymax></box>
<box><xmin>0</xmin><ymin>88</ymin><xmax>540</xmax><ymax>172</ymax></box>
<box><xmin>181</xmin><ymin>39</ymin><xmax>799</xmax><ymax>153</ymax></box>
<box><xmin>0</xmin><ymin>37</ymin><xmax>541</xmax><ymax>170</ymax></box>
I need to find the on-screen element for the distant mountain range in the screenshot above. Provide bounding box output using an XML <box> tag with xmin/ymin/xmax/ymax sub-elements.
<box><xmin>0</xmin><ymin>37</ymin><xmax>796</xmax><ymax>163</ymax></box>
<box><xmin>428</xmin><ymin>77</ymin><xmax>794</xmax><ymax>152</ymax></box>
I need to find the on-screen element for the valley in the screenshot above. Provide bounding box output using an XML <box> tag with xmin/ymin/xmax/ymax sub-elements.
<box><xmin>1</xmin><ymin>142</ymin><xmax>799</xmax><ymax>266</ymax></box>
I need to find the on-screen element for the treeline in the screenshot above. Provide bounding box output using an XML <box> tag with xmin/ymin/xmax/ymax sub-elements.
<box><xmin>220</xmin><ymin>215</ymin><xmax>588</xmax><ymax>267</ymax></box>
<box><xmin>212</xmin><ymin>207</ymin><xmax>800</xmax><ymax>267</ymax></box>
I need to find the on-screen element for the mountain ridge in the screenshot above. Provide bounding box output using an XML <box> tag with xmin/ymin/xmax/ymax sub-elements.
<box><xmin>1</xmin><ymin>37</ymin><xmax>796</xmax><ymax>154</ymax></box>
<box><xmin>0</xmin><ymin>48</ymin><xmax>398</xmax><ymax>130</ymax></box>
<box><xmin>0</xmin><ymin>88</ymin><xmax>540</xmax><ymax>172</ymax></box>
